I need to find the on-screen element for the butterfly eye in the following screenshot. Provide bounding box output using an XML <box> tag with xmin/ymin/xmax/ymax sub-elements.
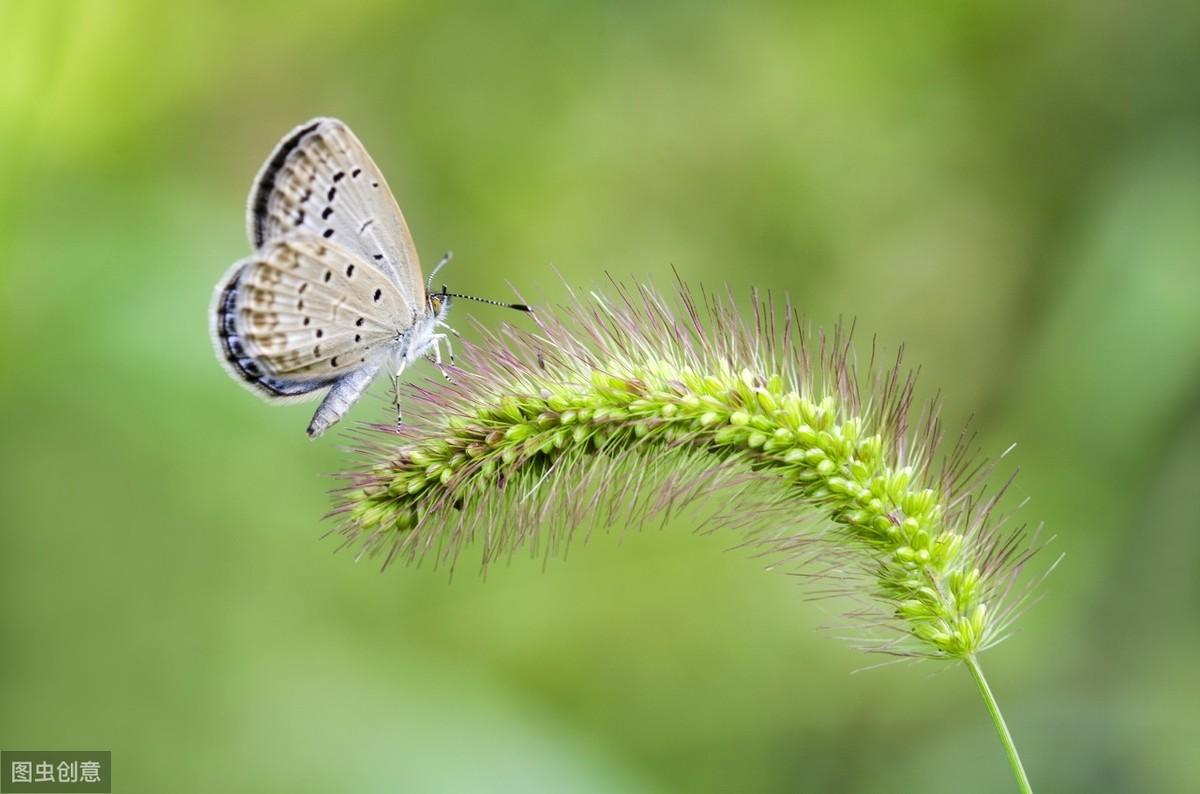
<box><xmin>429</xmin><ymin>295</ymin><xmax>443</xmax><ymax>313</ymax></box>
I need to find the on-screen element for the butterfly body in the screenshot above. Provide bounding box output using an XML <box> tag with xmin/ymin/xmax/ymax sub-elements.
<box><xmin>211</xmin><ymin>118</ymin><xmax>452</xmax><ymax>437</ymax></box>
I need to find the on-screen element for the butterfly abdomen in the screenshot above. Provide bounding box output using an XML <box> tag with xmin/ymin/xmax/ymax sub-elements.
<box><xmin>306</xmin><ymin>359</ymin><xmax>382</xmax><ymax>438</ymax></box>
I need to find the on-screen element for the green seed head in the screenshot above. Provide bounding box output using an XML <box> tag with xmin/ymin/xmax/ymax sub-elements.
<box><xmin>332</xmin><ymin>282</ymin><xmax>1046</xmax><ymax>661</ymax></box>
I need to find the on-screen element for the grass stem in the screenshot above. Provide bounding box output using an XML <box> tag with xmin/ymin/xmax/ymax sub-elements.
<box><xmin>965</xmin><ymin>654</ymin><xmax>1032</xmax><ymax>793</ymax></box>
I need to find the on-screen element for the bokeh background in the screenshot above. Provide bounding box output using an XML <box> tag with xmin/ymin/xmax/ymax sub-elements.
<box><xmin>2</xmin><ymin>2</ymin><xmax>1198</xmax><ymax>792</ymax></box>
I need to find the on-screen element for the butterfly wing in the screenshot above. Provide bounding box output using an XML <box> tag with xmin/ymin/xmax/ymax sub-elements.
<box><xmin>211</xmin><ymin>232</ymin><xmax>416</xmax><ymax>402</ymax></box>
<box><xmin>246</xmin><ymin>117</ymin><xmax>427</xmax><ymax>309</ymax></box>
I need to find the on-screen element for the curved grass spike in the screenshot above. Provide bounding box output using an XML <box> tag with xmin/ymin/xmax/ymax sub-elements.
<box><xmin>333</xmin><ymin>279</ymin><xmax>1050</xmax><ymax>792</ymax></box>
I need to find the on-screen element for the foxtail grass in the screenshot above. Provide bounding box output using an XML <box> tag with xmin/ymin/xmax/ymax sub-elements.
<box><xmin>331</xmin><ymin>280</ymin><xmax>1051</xmax><ymax>792</ymax></box>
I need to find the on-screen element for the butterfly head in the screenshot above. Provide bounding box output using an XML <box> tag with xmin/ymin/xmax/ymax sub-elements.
<box><xmin>427</xmin><ymin>287</ymin><xmax>452</xmax><ymax>320</ymax></box>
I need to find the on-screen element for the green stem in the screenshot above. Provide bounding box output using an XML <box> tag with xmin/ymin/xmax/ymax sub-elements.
<box><xmin>965</xmin><ymin>655</ymin><xmax>1032</xmax><ymax>793</ymax></box>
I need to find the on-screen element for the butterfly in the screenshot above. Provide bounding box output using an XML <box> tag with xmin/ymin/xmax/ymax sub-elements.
<box><xmin>210</xmin><ymin>117</ymin><xmax>527</xmax><ymax>437</ymax></box>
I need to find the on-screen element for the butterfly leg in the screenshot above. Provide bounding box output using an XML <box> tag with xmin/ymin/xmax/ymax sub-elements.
<box><xmin>435</xmin><ymin>321</ymin><xmax>460</xmax><ymax>365</ymax></box>
<box><xmin>389</xmin><ymin>372</ymin><xmax>404</xmax><ymax>429</ymax></box>
<box><xmin>426</xmin><ymin>335</ymin><xmax>454</xmax><ymax>383</ymax></box>
<box><xmin>425</xmin><ymin>352</ymin><xmax>454</xmax><ymax>382</ymax></box>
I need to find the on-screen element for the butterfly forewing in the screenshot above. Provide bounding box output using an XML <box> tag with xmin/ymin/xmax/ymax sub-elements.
<box><xmin>231</xmin><ymin>233</ymin><xmax>414</xmax><ymax>383</ymax></box>
<box><xmin>247</xmin><ymin>117</ymin><xmax>427</xmax><ymax>307</ymax></box>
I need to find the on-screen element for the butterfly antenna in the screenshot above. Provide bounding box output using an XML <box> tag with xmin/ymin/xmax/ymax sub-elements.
<box><xmin>426</xmin><ymin>251</ymin><xmax>453</xmax><ymax>295</ymax></box>
<box><xmin>443</xmin><ymin>287</ymin><xmax>531</xmax><ymax>313</ymax></box>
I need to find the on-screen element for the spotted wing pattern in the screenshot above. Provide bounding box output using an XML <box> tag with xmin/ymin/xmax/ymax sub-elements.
<box><xmin>211</xmin><ymin>232</ymin><xmax>415</xmax><ymax>399</ymax></box>
<box><xmin>246</xmin><ymin>117</ymin><xmax>426</xmax><ymax>308</ymax></box>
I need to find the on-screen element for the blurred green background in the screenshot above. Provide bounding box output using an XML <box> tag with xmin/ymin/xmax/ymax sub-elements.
<box><xmin>2</xmin><ymin>1</ymin><xmax>1198</xmax><ymax>791</ymax></box>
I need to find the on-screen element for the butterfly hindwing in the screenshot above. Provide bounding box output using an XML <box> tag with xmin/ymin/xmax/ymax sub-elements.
<box><xmin>212</xmin><ymin>259</ymin><xmax>332</xmax><ymax>402</ymax></box>
<box><xmin>246</xmin><ymin>117</ymin><xmax>426</xmax><ymax>308</ymax></box>
<box><xmin>212</xmin><ymin>232</ymin><xmax>415</xmax><ymax>397</ymax></box>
